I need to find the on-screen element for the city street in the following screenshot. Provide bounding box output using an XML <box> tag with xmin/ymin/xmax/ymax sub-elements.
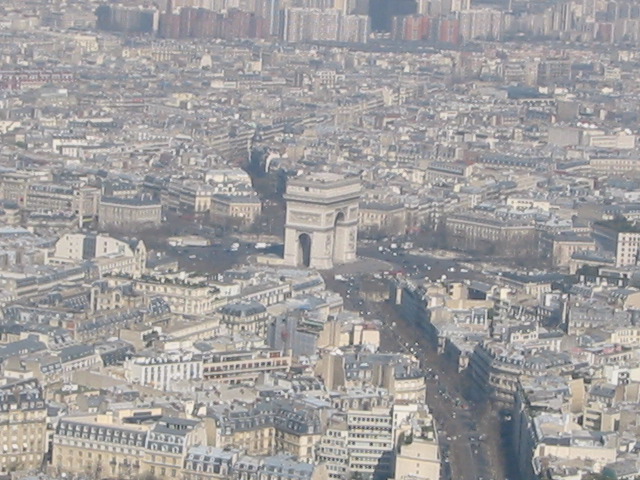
<box><xmin>146</xmin><ymin>229</ymin><xmax>509</xmax><ymax>480</ymax></box>
<box><xmin>325</xmin><ymin>248</ymin><xmax>508</xmax><ymax>480</ymax></box>
<box><xmin>378</xmin><ymin>309</ymin><xmax>506</xmax><ymax>480</ymax></box>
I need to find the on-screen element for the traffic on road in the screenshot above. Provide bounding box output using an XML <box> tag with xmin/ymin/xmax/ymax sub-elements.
<box><xmin>326</xmin><ymin>248</ymin><xmax>508</xmax><ymax>480</ymax></box>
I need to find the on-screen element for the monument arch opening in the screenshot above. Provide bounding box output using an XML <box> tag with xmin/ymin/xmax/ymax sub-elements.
<box><xmin>298</xmin><ymin>233</ymin><xmax>312</xmax><ymax>268</ymax></box>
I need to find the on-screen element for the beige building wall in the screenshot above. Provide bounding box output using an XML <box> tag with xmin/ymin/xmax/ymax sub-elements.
<box><xmin>616</xmin><ymin>232</ymin><xmax>640</xmax><ymax>267</ymax></box>
<box><xmin>52</xmin><ymin>416</ymin><xmax>150</xmax><ymax>478</ymax></box>
<box><xmin>98</xmin><ymin>199</ymin><xmax>162</xmax><ymax>230</ymax></box>
<box><xmin>395</xmin><ymin>438</ymin><xmax>440</xmax><ymax>480</ymax></box>
<box><xmin>535</xmin><ymin>442</ymin><xmax>616</xmax><ymax>464</ymax></box>
<box><xmin>552</xmin><ymin>239</ymin><xmax>596</xmax><ymax>267</ymax></box>
<box><xmin>0</xmin><ymin>390</ymin><xmax>47</xmax><ymax>475</ymax></box>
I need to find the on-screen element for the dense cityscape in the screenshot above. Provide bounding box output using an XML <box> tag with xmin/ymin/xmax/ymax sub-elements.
<box><xmin>0</xmin><ymin>0</ymin><xmax>640</xmax><ymax>479</ymax></box>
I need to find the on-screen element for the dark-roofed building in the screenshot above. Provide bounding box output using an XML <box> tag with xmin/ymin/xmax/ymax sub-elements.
<box><xmin>593</xmin><ymin>218</ymin><xmax>640</xmax><ymax>268</ymax></box>
<box><xmin>183</xmin><ymin>445</ymin><xmax>240</xmax><ymax>480</ymax></box>
<box><xmin>59</xmin><ymin>344</ymin><xmax>102</xmax><ymax>382</ymax></box>
<box><xmin>0</xmin><ymin>378</ymin><xmax>48</xmax><ymax>475</ymax></box>
<box><xmin>205</xmin><ymin>400</ymin><xmax>321</xmax><ymax>460</ymax></box>
<box><xmin>95</xmin><ymin>340</ymin><xmax>135</xmax><ymax>366</ymax></box>
<box><xmin>0</xmin><ymin>335</ymin><xmax>47</xmax><ymax>362</ymax></box>
<box><xmin>220</xmin><ymin>301</ymin><xmax>268</xmax><ymax>336</ymax></box>
<box><xmin>259</xmin><ymin>455</ymin><xmax>322</xmax><ymax>480</ymax></box>
<box><xmin>143</xmin><ymin>417</ymin><xmax>206</xmax><ymax>480</ymax></box>
<box><xmin>540</xmin><ymin>231</ymin><xmax>596</xmax><ymax>268</ymax></box>
<box><xmin>53</xmin><ymin>413</ymin><xmax>150</xmax><ymax>478</ymax></box>
<box><xmin>498</xmin><ymin>272</ymin><xmax>566</xmax><ymax>298</ymax></box>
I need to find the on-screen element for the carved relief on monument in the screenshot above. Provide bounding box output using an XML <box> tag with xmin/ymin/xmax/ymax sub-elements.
<box><xmin>289</xmin><ymin>211</ymin><xmax>322</xmax><ymax>224</ymax></box>
<box><xmin>325</xmin><ymin>234</ymin><xmax>333</xmax><ymax>254</ymax></box>
<box><xmin>348</xmin><ymin>230</ymin><xmax>356</xmax><ymax>250</ymax></box>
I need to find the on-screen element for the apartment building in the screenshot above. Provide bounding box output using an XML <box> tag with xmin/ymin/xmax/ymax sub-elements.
<box><xmin>163</xmin><ymin>179</ymin><xmax>214</xmax><ymax>213</ymax></box>
<box><xmin>220</xmin><ymin>301</ymin><xmax>269</xmax><ymax>336</ymax></box>
<box><xmin>318</xmin><ymin>406</ymin><xmax>397</xmax><ymax>480</ymax></box>
<box><xmin>25</xmin><ymin>183</ymin><xmax>100</xmax><ymax>226</ymax></box>
<box><xmin>318</xmin><ymin>351</ymin><xmax>426</xmax><ymax>404</ymax></box>
<box><xmin>202</xmin><ymin>349</ymin><xmax>291</xmax><ymax>385</ymax></box>
<box><xmin>183</xmin><ymin>448</ymin><xmax>328</xmax><ymax>480</ymax></box>
<box><xmin>589</xmin><ymin>156</ymin><xmax>640</xmax><ymax>173</ymax></box>
<box><xmin>0</xmin><ymin>265</ymin><xmax>86</xmax><ymax>299</ymax></box>
<box><xmin>142</xmin><ymin>417</ymin><xmax>206</xmax><ymax>480</ymax></box>
<box><xmin>124</xmin><ymin>351</ymin><xmax>203</xmax><ymax>391</ymax></box>
<box><xmin>0</xmin><ymin>379</ymin><xmax>48</xmax><ymax>475</ymax></box>
<box><xmin>346</xmin><ymin>408</ymin><xmax>395</xmax><ymax>480</ymax></box>
<box><xmin>394</xmin><ymin>413</ymin><xmax>440</xmax><ymax>480</ymax></box>
<box><xmin>59</xmin><ymin>344</ymin><xmax>103</xmax><ymax>382</ymax></box>
<box><xmin>183</xmin><ymin>446</ymin><xmax>239</xmax><ymax>480</ymax></box>
<box><xmin>593</xmin><ymin>218</ymin><xmax>640</xmax><ymax>267</ymax></box>
<box><xmin>358</xmin><ymin>202</ymin><xmax>407</xmax><ymax>236</ymax></box>
<box><xmin>52</xmin><ymin>413</ymin><xmax>150</xmax><ymax>478</ymax></box>
<box><xmin>50</xmin><ymin>233</ymin><xmax>147</xmax><ymax>278</ymax></box>
<box><xmin>470</xmin><ymin>340</ymin><xmax>574</xmax><ymax>406</ymax></box>
<box><xmin>316</xmin><ymin>418</ymin><xmax>349</xmax><ymax>480</ymax></box>
<box><xmin>133</xmin><ymin>276</ymin><xmax>222</xmax><ymax>315</ymax></box>
<box><xmin>211</xmin><ymin>194</ymin><xmax>262</xmax><ymax>224</ymax></box>
<box><xmin>98</xmin><ymin>196</ymin><xmax>162</xmax><ymax>230</ymax></box>
<box><xmin>540</xmin><ymin>231</ymin><xmax>596</xmax><ymax>268</ymax></box>
<box><xmin>52</xmin><ymin>412</ymin><xmax>205</xmax><ymax>480</ymax></box>
<box><xmin>0</xmin><ymin>170</ymin><xmax>51</xmax><ymax>207</ymax></box>
<box><xmin>205</xmin><ymin>401</ymin><xmax>321</xmax><ymax>460</ymax></box>
<box><xmin>424</xmin><ymin>161</ymin><xmax>474</xmax><ymax>184</ymax></box>
<box><xmin>444</xmin><ymin>213</ymin><xmax>536</xmax><ymax>256</ymax></box>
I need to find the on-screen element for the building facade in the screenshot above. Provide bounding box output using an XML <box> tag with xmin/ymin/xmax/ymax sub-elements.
<box><xmin>98</xmin><ymin>196</ymin><xmax>162</xmax><ymax>230</ymax></box>
<box><xmin>0</xmin><ymin>379</ymin><xmax>48</xmax><ymax>475</ymax></box>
